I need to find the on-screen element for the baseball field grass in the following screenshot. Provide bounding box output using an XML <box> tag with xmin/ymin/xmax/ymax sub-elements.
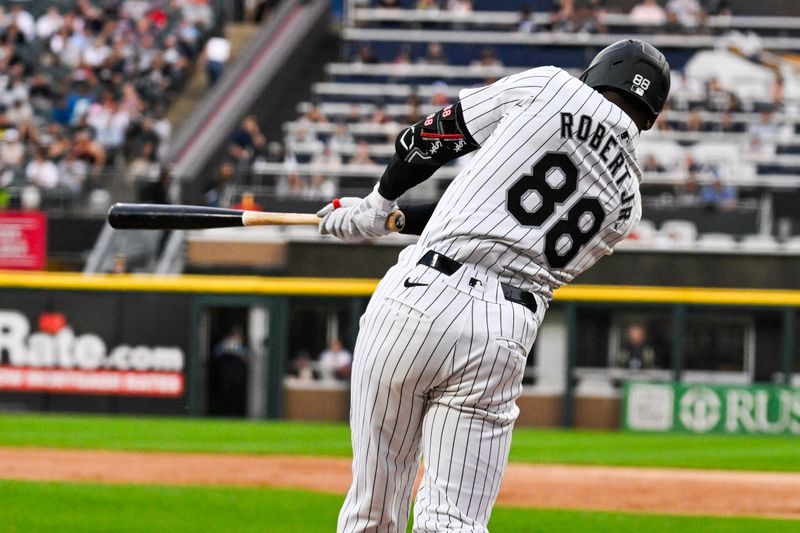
<box><xmin>1</xmin><ymin>413</ymin><xmax>799</xmax><ymax>532</ymax></box>
<box><xmin>1</xmin><ymin>413</ymin><xmax>799</xmax><ymax>471</ymax></box>
<box><xmin>1</xmin><ymin>480</ymin><xmax>798</xmax><ymax>533</ymax></box>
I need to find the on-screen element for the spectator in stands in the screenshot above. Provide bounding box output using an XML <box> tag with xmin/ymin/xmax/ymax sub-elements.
<box><xmin>369</xmin><ymin>103</ymin><xmax>393</xmax><ymax>125</ymax></box>
<box><xmin>229</xmin><ymin>115</ymin><xmax>267</xmax><ymax>165</ymax></box>
<box><xmin>345</xmin><ymin>103</ymin><xmax>362</xmax><ymax>124</ymax></box>
<box><xmin>716</xmin><ymin>111</ymin><xmax>738</xmax><ymax>133</ymax></box>
<box><xmin>704</xmin><ymin>77</ymin><xmax>735</xmax><ymax>112</ymax></box>
<box><xmin>153</xmin><ymin>108</ymin><xmax>172</xmax><ymax>161</ymax></box>
<box><xmin>420</xmin><ymin>43</ymin><xmax>448</xmax><ymax>65</ymax></box>
<box><xmin>36</xmin><ymin>7</ymin><xmax>63</xmax><ymax>40</ymax></box>
<box><xmin>202</xmin><ymin>33</ymin><xmax>231</xmax><ymax>86</ymax></box>
<box><xmin>350</xmin><ymin>140</ymin><xmax>376</xmax><ymax>166</ymax></box>
<box><xmin>58</xmin><ymin>150</ymin><xmax>88</xmax><ymax>197</ymax></box>
<box><xmin>770</xmin><ymin>78</ymin><xmax>784</xmax><ymax>112</ymax></box>
<box><xmin>471</xmin><ymin>48</ymin><xmax>503</xmax><ymax>68</ymax></box>
<box><xmin>684</xmin><ymin>110</ymin><xmax>702</xmax><ymax>131</ymax></box>
<box><xmin>404</xmin><ymin>95</ymin><xmax>423</xmax><ymax>124</ymax></box>
<box><xmin>353</xmin><ymin>44</ymin><xmax>379</xmax><ymax>65</ymax></box>
<box><xmin>9</xmin><ymin>5</ymin><xmax>35</xmax><ymax>42</ymax></box>
<box><xmin>666</xmin><ymin>0</ymin><xmax>705</xmax><ymax>31</ymax></box>
<box><xmin>88</xmin><ymin>96</ymin><xmax>129</xmax><ymax>164</ymax></box>
<box><xmin>617</xmin><ymin>324</ymin><xmax>657</xmax><ymax>370</ymax></box>
<box><xmin>377</xmin><ymin>0</ymin><xmax>402</xmax><ymax>8</ymax></box>
<box><xmin>653</xmin><ymin>109</ymin><xmax>672</xmax><ymax>131</ymax></box>
<box><xmin>125</xmin><ymin>141</ymin><xmax>157</xmax><ymax>184</ymax></box>
<box><xmin>205</xmin><ymin>161</ymin><xmax>235</xmax><ymax>207</ymax></box>
<box><xmin>447</xmin><ymin>0</ymin><xmax>473</xmax><ymax>14</ymax></box>
<box><xmin>7</xmin><ymin>99</ymin><xmax>34</xmax><ymax>140</ymax></box>
<box><xmin>416</xmin><ymin>0</ymin><xmax>442</xmax><ymax>11</ymax></box>
<box><xmin>682</xmin><ymin>154</ymin><xmax>703</xmax><ymax>174</ymax></box>
<box><xmin>748</xmin><ymin>111</ymin><xmax>779</xmax><ymax>156</ymax></box>
<box><xmin>289</xmin><ymin>350</ymin><xmax>315</xmax><ymax>382</ymax></box>
<box><xmin>328</xmin><ymin>122</ymin><xmax>355</xmax><ymax>155</ymax></box>
<box><xmin>139</xmin><ymin>167</ymin><xmax>172</xmax><ymax>205</ymax></box>
<box><xmin>543</xmin><ymin>0</ymin><xmax>573</xmax><ymax>32</ymax></box>
<box><xmin>307</xmin><ymin>174</ymin><xmax>336</xmax><ymax>200</ymax></box>
<box><xmin>44</xmin><ymin>123</ymin><xmax>71</xmax><ymax>161</ymax></box>
<box><xmin>700</xmin><ymin>173</ymin><xmax>736</xmax><ymax>210</ymax></box>
<box><xmin>303</xmin><ymin>101</ymin><xmax>329</xmax><ymax>123</ymax></box>
<box><xmin>429</xmin><ymin>81</ymin><xmax>449</xmax><ymax>106</ymax></box>
<box><xmin>25</xmin><ymin>148</ymin><xmax>59</xmax><ymax>190</ymax></box>
<box><xmin>276</xmin><ymin>171</ymin><xmax>307</xmax><ymax>197</ymax></box>
<box><xmin>517</xmin><ymin>5</ymin><xmax>537</xmax><ymax>33</ymax></box>
<box><xmin>119</xmin><ymin>83</ymin><xmax>144</xmax><ymax>120</ymax></box>
<box><xmin>574</xmin><ymin>0</ymin><xmax>608</xmax><ymax>34</ymax></box>
<box><xmin>181</xmin><ymin>0</ymin><xmax>215</xmax><ymax>31</ymax></box>
<box><xmin>286</xmin><ymin>123</ymin><xmax>323</xmax><ymax>154</ymax></box>
<box><xmin>0</xmin><ymin>128</ymin><xmax>23</xmax><ymax>171</ymax></box>
<box><xmin>629</xmin><ymin>0</ymin><xmax>667</xmax><ymax>27</ymax></box>
<box><xmin>128</xmin><ymin>117</ymin><xmax>161</xmax><ymax>163</ymax></box>
<box><xmin>643</xmin><ymin>155</ymin><xmax>665</xmax><ymax>173</ymax></box>
<box><xmin>317</xmin><ymin>338</ymin><xmax>352</xmax><ymax>381</ymax></box>
<box><xmin>312</xmin><ymin>145</ymin><xmax>342</xmax><ymax>170</ymax></box>
<box><xmin>392</xmin><ymin>47</ymin><xmax>413</xmax><ymax>65</ymax></box>
<box><xmin>65</xmin><ymin>81</ymin><xmax>94</xmax><ymax>127</ymax></box>
<box><xmin>674</xmin><ymin>170</ymin><xmax>700</xmax><ymax>204</ymax></box>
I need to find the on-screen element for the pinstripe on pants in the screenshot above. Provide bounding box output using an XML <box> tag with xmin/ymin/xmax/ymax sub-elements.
<box><xmin>338</xmin><ymin>249</ymin><xmax>543</xmax><ymax>533</ymax></box>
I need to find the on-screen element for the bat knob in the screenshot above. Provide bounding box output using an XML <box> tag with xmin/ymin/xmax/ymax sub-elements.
<box><xmin>386</xmin><ymin>210</ymin><xmax>405</xmax><ymax>233</ymax></box>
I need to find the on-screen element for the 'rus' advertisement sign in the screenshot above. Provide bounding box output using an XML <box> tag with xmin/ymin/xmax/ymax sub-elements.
<box><xmin>624</xmin><ymin>382</ymin><xmax>800</xmax><ymax>435</ymax></box>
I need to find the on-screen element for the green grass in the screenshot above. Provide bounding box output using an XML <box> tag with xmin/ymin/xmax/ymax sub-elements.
<box><xmin>0</xmin><ymin>481</ymin><xmax>796</xmax><ymax>533</ymax></box>
<box><xmin>1</xmin><ymin>413</ymin><xmax>799</xmax><ymax>472</ymax></box>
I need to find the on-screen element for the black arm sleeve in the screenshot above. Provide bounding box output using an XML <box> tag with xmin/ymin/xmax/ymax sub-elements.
<box><xmin>377</xmin><ymin>101</ymin><xmax>479</xmax><ymax>201</ymax></box>
<box><xmin>397</xmin><ymin>200</ymin><xmax>438</xmax><ymax>236</ymax></box>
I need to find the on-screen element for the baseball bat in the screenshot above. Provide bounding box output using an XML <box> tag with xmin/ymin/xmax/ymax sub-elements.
<box><xmin>107</xmin><ymin>203</ymin><xmax>406</xmax><ymax>232</ymax></box>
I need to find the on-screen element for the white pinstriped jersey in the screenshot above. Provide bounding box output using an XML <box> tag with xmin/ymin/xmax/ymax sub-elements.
<box><xmin>415</xmin><ymin>66</ymin><xmax>643</xmax><ymax>300</ymax></box>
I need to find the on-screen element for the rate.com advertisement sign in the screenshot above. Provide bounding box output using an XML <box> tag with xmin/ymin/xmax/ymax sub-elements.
<box><xmin>0</xmin><ymin>310</ymin><xmax>184</xmax><ymax>397</ymax></box>
<box><xmin>624</xmin><ymin>382</ymin><xmax>800</xmax><ymax>436</ymax></box>
<box><xmin>0</xmin><ymin>211</ymin><xmax>47</xmax><ymax>270</ymax></box>
<box><xmin>0</xmin><ymin>290</ymin><xmax>192</xmax><ymax>414</ymax></box>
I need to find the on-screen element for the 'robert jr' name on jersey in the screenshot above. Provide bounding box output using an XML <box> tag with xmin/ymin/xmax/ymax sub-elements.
<box><xmin>559</xmin><ymin>112</ymin><xmax>635</xmax><ymax>224</ymax></box>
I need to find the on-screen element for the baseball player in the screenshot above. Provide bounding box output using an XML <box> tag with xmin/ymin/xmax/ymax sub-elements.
<box><xmin>317</xmin><ymin>39</ymin><xmax>670</xmax><ymax>532</ymax></box>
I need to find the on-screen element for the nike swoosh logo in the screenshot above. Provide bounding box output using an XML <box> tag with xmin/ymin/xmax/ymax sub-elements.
<box><xmin>403</xmin><ymin>278</ymin><xmax>428</xmax><ymax>288</ymax></box>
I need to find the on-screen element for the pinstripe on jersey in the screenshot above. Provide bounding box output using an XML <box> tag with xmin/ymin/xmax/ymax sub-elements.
<box><xmin>418</xmin><ymin>66</ymin><xmax>643</xmax><ymax>301</ymax></box>
<box><xmin>338</xmin><ymin>66</ymin><xmax>646</xmax><ymax>532</ymax></box>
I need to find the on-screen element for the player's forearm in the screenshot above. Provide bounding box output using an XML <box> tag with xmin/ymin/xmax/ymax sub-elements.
<box><xmin>377</xmin><ymin>101</ymin><xmax>479</xmax><ymax>201</ymax></box>
<box><xmin>397</xmin><ymin>200</ymin><xmax>438</xmax><ymax>235</ymax></box>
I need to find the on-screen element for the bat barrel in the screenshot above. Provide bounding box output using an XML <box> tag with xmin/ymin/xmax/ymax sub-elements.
<box><xmin>108</xmin><ymin>204</ymin><xmax>246</xmax><ymax>230</ymax></box>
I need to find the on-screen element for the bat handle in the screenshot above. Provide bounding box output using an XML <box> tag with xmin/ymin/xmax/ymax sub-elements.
<box><xmin>386</xmin><ymin>210</ymin><xmax>405</xmax><ymax>233</ymax></box>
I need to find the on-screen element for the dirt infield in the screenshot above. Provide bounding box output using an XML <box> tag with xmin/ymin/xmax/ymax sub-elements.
<box><xmin>1</xmin><ymin>447</ymin><xmax>799</xmax><ymax>519</ymax></box>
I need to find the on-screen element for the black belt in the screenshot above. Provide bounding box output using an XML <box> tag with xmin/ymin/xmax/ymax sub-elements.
<box><xmin>417</xmin><ymin>251</ymin><xmax>538</xmax><ymax>313</ymax></box>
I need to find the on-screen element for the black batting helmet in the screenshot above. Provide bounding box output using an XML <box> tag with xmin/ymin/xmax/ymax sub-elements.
<box><xmin>580</xmin><ymin>39</ymin><xmax>671</xmax><ymax>126</ymax></box>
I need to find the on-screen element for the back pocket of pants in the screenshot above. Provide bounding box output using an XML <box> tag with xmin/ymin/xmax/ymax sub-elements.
<box><xmin>384</xmin><ymin>296</ymin><xmax>433</xmax><ymax>322</ymax></box>
<box><xmin>494</xmin><ymin>336</ymin><xmax>529</xmax><ymax>364</ymax></box>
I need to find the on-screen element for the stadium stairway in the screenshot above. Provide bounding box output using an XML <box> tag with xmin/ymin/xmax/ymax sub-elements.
<box><xmin>167</xmin><ymin>24</ymin><xmax>263</xmax><ymax>131</ymax></box>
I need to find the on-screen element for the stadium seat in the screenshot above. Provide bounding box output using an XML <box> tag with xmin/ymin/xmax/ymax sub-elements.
<box><xmin>738</xmin><ymin>234</ymin><xmax>780</xmax><ymax>253</ymax></box>
<box><xmin>696</xmin><ymin>233</ymin><xmax>737</xmax><ymax>251</ymax></box>
<box><xmin>660</xmin><ymin>220</ymin><xmax>699</xmax><ymax>244</ymax></box>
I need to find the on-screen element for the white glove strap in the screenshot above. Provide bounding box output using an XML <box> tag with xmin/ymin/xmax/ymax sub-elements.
<box><xmin>366</xmin><ymin>184</ymin><xmax>397</xmax><ymax>214</ymax></box>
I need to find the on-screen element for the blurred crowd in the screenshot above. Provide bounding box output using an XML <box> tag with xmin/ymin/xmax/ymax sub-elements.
<box><xmin>0</xmin><ymin>0</ymin><xmax>217</xmax><ymax>210</ymax></box>
<box><xmin>370</xmin><ymin>0</ymin><xmax>733</xmax><ymax>35</ymax></box>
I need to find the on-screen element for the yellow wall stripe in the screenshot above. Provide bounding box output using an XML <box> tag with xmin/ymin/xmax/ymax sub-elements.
<box><xmin>0</xmin><ymin>271</ymin><xmax>798</xmax><ymax>306</ymax></box>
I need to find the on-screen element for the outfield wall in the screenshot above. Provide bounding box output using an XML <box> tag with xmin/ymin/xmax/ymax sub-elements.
<box><xmin>0</xmin><ymin>272</ymin><xmax>796</xmax><ymax>430</ymax></box>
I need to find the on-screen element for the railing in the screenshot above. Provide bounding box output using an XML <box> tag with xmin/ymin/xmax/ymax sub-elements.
<box><xmin>352</xmin><ymin>8</ymin><xmax>800</xmax><ymax>33</ymax></box>
<box><xmin>342</xmin><ymin>26</ymin><xmax>800</xmax><ymax>50</ymax></box>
